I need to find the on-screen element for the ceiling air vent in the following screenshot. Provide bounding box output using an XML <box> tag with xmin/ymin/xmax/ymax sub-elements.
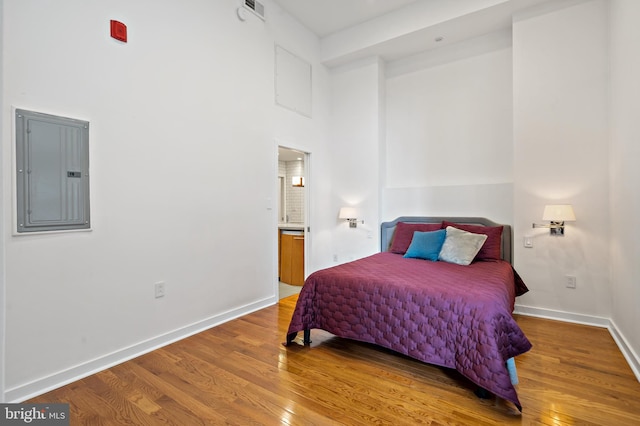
<box><xmin>243</xmin><ymin>0</ymin><xmax>265</xmax><ymax>20</ymax></box>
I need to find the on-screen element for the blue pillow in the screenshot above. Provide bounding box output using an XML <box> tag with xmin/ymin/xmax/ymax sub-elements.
<box><xmin>403</xmin><ymin>229</ymin><xmax>447</xmax><ymax>261</ymax></box>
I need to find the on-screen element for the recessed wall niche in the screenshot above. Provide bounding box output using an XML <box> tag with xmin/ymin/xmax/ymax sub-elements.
<box><xmin>275</xmin><ymin>45</ymin><xmax>312</xmax><ymax>117</ymax></box>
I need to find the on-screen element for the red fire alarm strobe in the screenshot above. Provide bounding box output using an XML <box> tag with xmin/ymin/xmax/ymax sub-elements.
<box><xmin>110</xmin><ymin>20</ymin><xmax>127</xmax><ymax>43</ymax></box>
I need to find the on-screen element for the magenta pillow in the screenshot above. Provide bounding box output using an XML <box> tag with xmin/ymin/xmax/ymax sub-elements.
<box><xmin>442</xmin><ymin>221</ymin><xmax>504</xmax><ymax>261</ymax></box>
<box><xmin>389</xmin><ymin>222</ymin><xmax>443</xmax><ymax>254</ymax></box>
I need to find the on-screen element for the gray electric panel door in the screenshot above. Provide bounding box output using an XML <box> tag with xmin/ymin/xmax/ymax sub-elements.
<box><xmin>16</xmin><ymin>109</ymin><xmax>90</xmax><ymax>233</ymax></box>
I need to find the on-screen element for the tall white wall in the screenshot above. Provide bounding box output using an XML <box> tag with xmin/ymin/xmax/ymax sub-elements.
<box><xmin>0</xmin><ymin>0</ymin><xmax>5</xmax><ymax>404</ymax></box>
<box><xmin>512</xmin><ymin>0</ymin><xmax>610</xmax><ymax>319</ymax></box>
<box><xmin>1</xmin><ymin>0</ymin><xmax>331</xmax><ymax>401</ymax></box>
<box><xmin>383</xmin><ymin>32</ymin><xmax>513</xmax><ymax>224</ymax></box>
<box><xmin>609</xmin><ymin>0</ymin><xmax>640</xmax><ymax>371</ymax></box>
<box><xmin>269</xmin><ymin>6</ymin><xmax>332</xmax><ymax>279</ymax></box>
<box><xmin>327</xmin><ymin>57</ymin><xmax>383</xmax><ymax>265</ymax></box>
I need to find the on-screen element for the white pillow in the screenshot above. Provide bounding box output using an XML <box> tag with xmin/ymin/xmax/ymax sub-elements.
<box><xmin>438</xmin><ymin>226</ymin><xmax>488</xmax><ymax>266</ymax></box>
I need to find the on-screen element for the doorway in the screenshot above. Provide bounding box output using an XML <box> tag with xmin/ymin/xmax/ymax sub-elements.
<box><xmin>277</xmin><ymin>146</ymin><xmax>309</xmax><ymax>300</ymax></box>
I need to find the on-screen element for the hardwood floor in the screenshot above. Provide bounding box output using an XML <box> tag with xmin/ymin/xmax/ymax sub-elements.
<box><xmin>29</xmin><ymin>295</ymin><xmax>640</xmax><ymax>425</ymax></box>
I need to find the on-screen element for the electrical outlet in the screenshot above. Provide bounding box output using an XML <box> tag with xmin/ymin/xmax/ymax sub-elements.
<box><xmin>565</xmin><ymin>275</ymin><xmax>577</xmax><ymax>289</ymax></box>
<box><xmin>155</xmin><ymin>281</ymin><xmax>165</xmax><ymax>298</ymax></box>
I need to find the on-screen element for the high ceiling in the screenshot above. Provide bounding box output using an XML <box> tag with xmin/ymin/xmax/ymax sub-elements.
<box><xmin>271</xmin><ymin>0</ymin><xmax>418</xmax><ymax>37</ymax></box>
<box><xmin>269</xmin><ymin>0</ymin><xmax>567</xmax><ymax>67</ymax></box>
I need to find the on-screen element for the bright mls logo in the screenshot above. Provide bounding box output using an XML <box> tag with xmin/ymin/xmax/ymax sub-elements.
<box><xmin>1</xmin><ymin>404</ymin><xmax>69</xmax><ymax>425</ymax></box>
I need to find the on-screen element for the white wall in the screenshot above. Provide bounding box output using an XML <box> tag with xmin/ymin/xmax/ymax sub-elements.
<box><xmin>1</xmin><ymin>0</ymin><xmax>331</xmax><ymax>401</ymax></box>
<box><xmin>0</xmin><ymin>0</ymin><xmax>5</xmax><ymax>403</ymax></box>
<box><xmin>268</xmin><ymin>4</ymin><xmax>333</xmax><ymax>278</ymax></box>
<box><xmin>609</xmin><ymin>0</ymin><xmax>640</xmax><ymax>371</ymax></box>
<box><xmin>326</xmin><ymin>57</ymin><xmax>383</xmax><ymax>265</ymax></box>
<box><xmin>512</xmin><ymin>1</ymin><xmax>611</xmax><ymax>318</ymax></box>
<box><xmin>381</xmin><ymin>0</ymin><xmax>616</xmax><ymax>325</ymax></box>
<box><xmin>382</xmin><ymin>31</ymin><xmax>513</xmax><ymax>224</ymax></box>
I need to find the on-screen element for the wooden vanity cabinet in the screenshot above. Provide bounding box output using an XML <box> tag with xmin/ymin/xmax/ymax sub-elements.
<box><xmin>280</xmin><ymin>230</ymin><xmax>305</xmax><ymax>286</ymax></box>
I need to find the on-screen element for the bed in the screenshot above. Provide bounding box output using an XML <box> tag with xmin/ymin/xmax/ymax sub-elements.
<box><xmin>285</xmin><ymin>216</ymin><xmax>532</xmax><ymax>410</ymax></box>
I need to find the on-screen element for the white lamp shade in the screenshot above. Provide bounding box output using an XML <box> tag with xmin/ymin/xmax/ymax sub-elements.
<box><xmin>542</xmin><ymin>204</ymin><xmax>576</xmax><ymax>221</ymax></box>
<box><xmin>339</xmin><ymin>207</ymin><xmax>357</xmax><ymax>220</ymax></box>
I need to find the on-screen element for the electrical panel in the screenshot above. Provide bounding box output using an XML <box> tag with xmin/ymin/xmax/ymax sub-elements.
<box><xmin>15</xmin><ymin>109</ymin><xmax>90</xmax><ymax>233</ymax></box>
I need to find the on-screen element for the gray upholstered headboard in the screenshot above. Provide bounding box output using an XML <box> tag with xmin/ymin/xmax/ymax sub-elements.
<box><xmin>380</xmin><ymin>217</ymin><xmax>513</xmax><ymax>264</ymax></box>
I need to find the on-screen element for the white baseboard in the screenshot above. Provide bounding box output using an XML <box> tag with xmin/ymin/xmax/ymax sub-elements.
<box><xmin>5</xmin><ymin>296</ymin><xmax>277</xmax><ymax>403</ymax></box>
<box><xmin>514</xmin><ymin>304</ymin><xmax>640</xmax><ymax>382</ymax></box>
<box><xmin>513</xmin><ymin>304</ymin><xmax>610</xmax><ymax>327</ymax></box>
<box><xmin>608</xmin><ymin>318</ymin><xmax>640</xmax><ymax>381</ymax></box>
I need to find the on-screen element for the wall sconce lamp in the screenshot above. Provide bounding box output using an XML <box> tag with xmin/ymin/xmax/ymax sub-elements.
<box><xmin>339</xmin><ymin>207</ymin><xmax>358</xmax><ymax>228</ymax></box>
<box><xmin>291</xmin><ymin>176</ymin><xmax>304</xmax><ymax>187</ymax></box>
<box><xmin>532</xmin><ymin>204</ymin><xmax>576</xmax><ymax>236</ymax></box>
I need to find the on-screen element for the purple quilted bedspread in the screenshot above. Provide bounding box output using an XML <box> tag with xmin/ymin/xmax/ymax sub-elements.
<box><xmin>285</xmin><ymin>252</ymin><xmax>532</xmax><ymax>409</ymax></box>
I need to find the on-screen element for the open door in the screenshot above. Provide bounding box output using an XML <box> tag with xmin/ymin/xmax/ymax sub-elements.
<box><xmin>276</xmin><ymin>146</ymin><xmax>309</xmax><ymax>299</ymax></box>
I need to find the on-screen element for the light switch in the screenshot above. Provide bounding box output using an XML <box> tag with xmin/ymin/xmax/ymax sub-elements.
<box><xmin>524</xmin><ymin>236</ymin><xmax>533</xmax><ymax>248</ymax></box>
